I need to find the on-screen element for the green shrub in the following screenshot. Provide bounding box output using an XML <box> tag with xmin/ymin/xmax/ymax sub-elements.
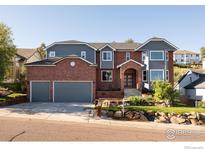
<box><xmin>196</xmin><ymin>101</ymin><xmax>205</xmax><ymax>108</ymax></box>
<box><xmin>7</xmin><ymin>93</ymin><xmax>26</xmax><ymax>98</ymax></box>
<box><xmin>152</xmin><ymin>80</ymin><xmax>179</xmax><ymax>105</ymax></box>
<box><xmin>0</xmin><ymin>82</ymin><xmax>22</xmax><ymax>92</ymax></box>
<box><xmin>127</xmin><ymin>96</ymin><xmax>145</xmax><ymax>106</ymax></box>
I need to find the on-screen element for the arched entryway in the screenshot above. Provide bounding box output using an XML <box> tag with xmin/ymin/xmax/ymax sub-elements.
<box><xmin>124</xmin><ymin>69</ymin><xmax>136</xmax><ymax>88</ymax></box>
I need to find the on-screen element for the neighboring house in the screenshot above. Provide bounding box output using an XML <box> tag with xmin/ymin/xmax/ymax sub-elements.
<box><xmin>174</xmin><ymin>50</ymin><xmax>200</xmax><ymax>65</ymax></box>
<box><xmin>176</xmin><ymin>68</ymin><xmax>205</xmax><ymax>102</ymax></box>
<box><xmin>25</xmin><ymin>37</ymin><xmax>178</xmax><ymax>103</ymax></box>
<box><xmin>12</xmin><ymin>48</ymin><xmax>41</xmax><ymax>81</ymax></box>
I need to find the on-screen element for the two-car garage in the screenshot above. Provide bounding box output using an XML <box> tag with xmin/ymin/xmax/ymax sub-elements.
<box><xmin>30</xmin><ymin>81</ymin><xmax>93</xmax><ymax>103</ymax></box>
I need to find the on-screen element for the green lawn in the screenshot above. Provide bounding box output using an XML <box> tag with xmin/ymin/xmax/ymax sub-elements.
<box><xmin>102</xmin><ymin>106</ymin><xmax>205</xmax><ymax>113</ymax></box>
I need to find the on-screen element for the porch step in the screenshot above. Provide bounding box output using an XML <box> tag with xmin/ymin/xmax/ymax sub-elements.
<box><xmin>124</xmin><ymin>88</ymin><xmax>142</xmax><ymax>98</ymax></box>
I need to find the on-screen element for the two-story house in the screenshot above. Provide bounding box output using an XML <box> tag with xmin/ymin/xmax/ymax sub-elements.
<box><xmin>174</xmin><ymin>50</ymin><xmax>200</xmax><ymax>65</ymax></box>
<box><xmin>25</xmin><ymin>37</ymin><xmax>178</xmax><ymax>103</ymax></box>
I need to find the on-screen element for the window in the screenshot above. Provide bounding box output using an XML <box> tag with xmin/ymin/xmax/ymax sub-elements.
<box><xmin>102</xmin><ymin>51</ymin><xmax>112</xmax><ymax>61</ymax></box>
<box><xmin>150</xmin><ymin>69</ymin><xmax>164</xmax><ymax>81</ymax></box>
<box><xmin>142</xmin><ymin>51</ymin><xmax>147</xmax><ymax>61</ymax></box>
<box><xmin>101</xmin><ymin>70</ymin><xmax>112</xmax><ymax>82</ymax></box>
<box><xmin>126</xmin><ymin>52</ymin><xmax>130</xmax><ymax>61</ymax></box>
<box><xmin>166</xmin><ymin>70</ymin><xmax>169</xmax><ymax>80</ymax></box>
<box><xmin>181</xmin><ymin>59</ymin><xmax>184</xmax><ymax>62</ymax></box>
<box><xmin>81</xmin><ymin>51</ymin><xmax>86</xmax><ymax>59</ymax></box>
<box><xmin>150</xmin><ymin>50</ymin><xmax>164</xmax><ymax>61</ymax></box>
<box><xmin>142</xmin><ymin>70</ymin><xmax>147</xmax><ymax>81</ymax></box>
<box><xmin>49</xmin><ymin>51</ymin><xmax>55</xmax><ymax>57</ymax></box>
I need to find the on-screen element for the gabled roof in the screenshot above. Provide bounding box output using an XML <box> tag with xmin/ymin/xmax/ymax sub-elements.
<box><xmin>16</xmin><ymin>48</ymin><xmax>37</xmax><ymax>59</ymax></box>
<box><xmin>25</xmin><ymin>58</ymin><xmax>60</xmax><ymax>66</ymax></box>
<box><xmin>46</xmin><ymin>40</ymin><xmax>98</xmax><ymax>50</ymax></box>
<box><xmin>117</xmin><ymin>59</ymin><xmax>144</xmax><ymax>68</ymax></box>
<box><xmin>135</xmin><ymin>37</ymin><xmax>178</xmax><ymax>51</ymax></box>
<box><xmin>25</xmin><ymin>55</ymin><xmax>97</xmax><ymax>66</ymax></box>
<box><xmin>177</xmin><ymin>69</ymin><xmax>205</xmax><ymax>84</ymax></box>
<box><xmin>98</xmin><ymin>43</ymin><xmax>116</xmax><ymax>51</ymax></box>
<box><xmin>185</xmin><ymin>74</ymin><xmax>205</xmax><ymax>89</ymax></box>
<box><xmin>174</xmin><ymin>50</ymin><xmax>199</xmax><ymax>55</ymax></box>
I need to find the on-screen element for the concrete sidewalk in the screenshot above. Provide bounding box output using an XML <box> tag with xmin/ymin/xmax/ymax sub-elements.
<box><xmin>0</xmin><ymin>105</ymin><xmax>205</xmax><ymax>132</ymax></box>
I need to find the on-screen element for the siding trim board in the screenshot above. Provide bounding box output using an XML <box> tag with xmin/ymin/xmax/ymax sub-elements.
<box><xmin>99</xmin><ymin>44</ymin><xmax>116</xmax><ymax>51</ymax></box>
<box><xmin>117</xmin><ymin>59</ymin><xmax>144</xmax><ymax>68</ymax></box>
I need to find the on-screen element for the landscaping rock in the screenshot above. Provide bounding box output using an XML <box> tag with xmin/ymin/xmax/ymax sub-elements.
<box><xmin>139</xmin><ymin>114</ymin><xmax>148</xmax><ymax>121</ymax></box>
<box><xmin>188</xmin><ymin>112</ymin><xmax>197</xmax><ymax>119</ymax></box>
<box><xmin>197</xmin><ymin>120</ymin><xmax>204</xmax><ymax>125</ymax></box>
<box><xmin>113</xmin><ymin>111</ymin><xmax>123</xmax><ymax>118</ymax></box>
<box><xmin>190</xmin><ymin>118</ymin><xmax>198</xmax><ymax>125</ymax></box>
<box><xmin>101</xmin><ymin>110</ymin><xmax>107</xmax><ymax>117</ymax></box>
<box><xmin>125</xmin><ymin>111</ymin><xmax>134</xmax><ymax>120</ymax></box>
<box><xmin>170</xmin><ymin>116</ymin><xmax>185</xmax><ymax>124</ymax></box>
<box><xmin>133</xmin><ymin>112</ymin><xmax>141</xmax><ymax>120</ymax></box>
<box><xmin>155</xmin><ymin>116</ymin><xmax>169</xmax><ymax>123</ymax></box>
<box><xmin>107</xmin><ymin>111</ymin><xmax>114</xmax><ymax>117</ymax></box>
<box><xmin>199</xmin><ymin>113</ymin><xmax>205</xmax><ymax>120</ymax></box>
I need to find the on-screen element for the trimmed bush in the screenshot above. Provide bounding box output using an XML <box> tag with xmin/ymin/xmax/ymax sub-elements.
<box><xmin>127</xmin><ymin>96</ymin><xmax>146</xmax><ymax>106</ymax></box>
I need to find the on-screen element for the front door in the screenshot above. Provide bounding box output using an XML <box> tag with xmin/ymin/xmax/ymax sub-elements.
<box><xmin>124</xmin><ymin>73</ymin><xmax>134</xmax><ymax>88</ymax></box>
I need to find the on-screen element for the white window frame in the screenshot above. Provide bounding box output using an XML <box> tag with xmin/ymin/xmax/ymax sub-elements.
<box><xmin>150</xmin><ymin>50</ymin><xmax>164</xmax><ymax>61</ymax></box>
<box><xmin>81</xmin><ymin>51</ymin><xmax>86</xmax><ymax>59</ymax></box>
<box><xmin>49</xmin><ymin>51</ymin><xmax>55</xmax><ymax>57</ymax></box>
<box><xmin>102</xmin><ymin>51</ymin><xmax>112</xmax><ymax>61</ymax></box>
<box><xmin>150</xmin><ymin>69</ymin><xmax>164</xmax><ymax>81</ymax></box>
<box><xmin>126</xmin><ymin>52</ymin><xmax>131</xmax><ymax>61</ymax></box>
<box><xmin>101</xmin><ymin>70</ymin><xmax>113</xmax><ymax>82</ymax></box>
<box><xmin>142</xmin><ymin>70</ymin><xmax>147</xmax><ymax>82</ymax></box>
<box><xmin>166</xmin><ymin>70</ymin><xmax>169</xmax><ymax>81</ymax></box>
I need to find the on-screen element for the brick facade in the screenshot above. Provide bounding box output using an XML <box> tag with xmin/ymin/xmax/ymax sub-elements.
<box><xmin>27</xmin><ymin>57</ymin><xmax>96</xmax><ymax>101</ymax></box>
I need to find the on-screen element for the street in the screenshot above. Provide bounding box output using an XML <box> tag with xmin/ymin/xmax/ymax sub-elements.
<box><xmin>0</xmin><ymin>116</ymin><xmax>205</xmax><ymax>141</ymax></box>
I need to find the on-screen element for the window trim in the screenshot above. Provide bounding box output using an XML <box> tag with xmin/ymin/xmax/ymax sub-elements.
<box><xmin>142</xmin><ymin>51</ymin><xmax>147</xmax><ymax>61</ymax></box>
<box><xmin>150</xmin><ymin>50</ymin><xmax>164</xmax><ymax>61</ymax></box>
<box><xmin>126</xmin><ymin>52</ymin><xmax>131</xmax><ymax>61</ymax></box>
<box><xmin>150</xmin><ymin>69</ymin><xmax>164</xmax><ymax>81</ymax></box>
<box><xmin>166</xmin><ymin>70</ymin><xmax>169</xmax><ymax>81</ymax></box>
<box><xmin>81</xmin><ymin>51</ymin><xmax>86</xmax><ymax>59</ymax></box>
<box><xmin>142</xmin><ymin>70</ymin><xmax>147</xmax><ymax>82</ymax></box>
<box><xmin>49</xmin><ymin>51</ymin><xmax>56</xmax><ymax>57</ymax></box>
<box><xmin>102</xmin><ymin>51</ymin><xmax>112</xmax><ymax>61</ymax></box>
<box><xmin>101</xmin><ymin>70</ymin><xmax>113</xmax><ymax>82</ymax></box>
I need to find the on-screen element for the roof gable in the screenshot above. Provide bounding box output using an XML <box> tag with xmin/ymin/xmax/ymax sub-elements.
<box><xmin>135</xmin><ymin>37</ymin><xmax>178</xmax><ymax>51</ymax></box>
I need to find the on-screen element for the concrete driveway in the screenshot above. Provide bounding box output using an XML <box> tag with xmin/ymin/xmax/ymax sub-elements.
<box><xmin>0</xmin><ymin>102</ymin><xmax>94</xmax><ymax>121</ymax></box>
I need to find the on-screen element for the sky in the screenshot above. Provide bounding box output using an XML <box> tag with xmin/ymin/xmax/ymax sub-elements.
<box><xmin>0</xmin><ymin>5</ymin><xmax>204</xmax><ymax>52</ymax></box>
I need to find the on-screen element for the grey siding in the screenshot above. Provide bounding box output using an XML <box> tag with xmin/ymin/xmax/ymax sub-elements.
<box><xmin>141</xmin><ymin>41</ymin><xmax>173</xmax><ymax>90</ymax></box>
<box><xmin>54</xmin><ymin>82</ymin><xmax>92</xmax><ymax>102</ymax></box>
<box><xmin>100</xmin><ymin>46</ymin><xmax>114</xmax><ymax>69</ymax></box>
<box><xmin>31</xmin><ymin>82</ymin><xmax>50</xmax><ymax>102</ymax></box>
<box><xmin>47</xmin><ymin>44</ymin><xmax>96</xmax><ymax>64</ymax></box>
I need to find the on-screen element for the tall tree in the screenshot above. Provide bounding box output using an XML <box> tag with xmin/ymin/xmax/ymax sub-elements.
<box><xmin>37</xmin><ymin>43</ymin><xmax>46</xmax><ymax>59</ymax></box>
<box><xmin>200</xmin><ymin>47</ymin><xmax>205</xmax><ymax>60</ymax></box>
<box><xmin>0</xmin><ymin>23</ymin><xmax>16</xmax><ymax>81</ymax></box>
<box><xmin>125</xmin><ymin>38</ymin><xmax>134</xmax><ymax>43</ymax></box>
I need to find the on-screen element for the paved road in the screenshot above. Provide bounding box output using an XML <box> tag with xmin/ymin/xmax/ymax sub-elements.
<box><xmin>0</xmin><ymin>117</ymin><xmax>205</xmax><ymax>141</ymax></box>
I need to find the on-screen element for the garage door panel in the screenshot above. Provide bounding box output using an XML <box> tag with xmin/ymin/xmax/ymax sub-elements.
<box><xmin>54</xmin><ymin>82</ymin><xmax>92</xmax><ymax>102</ymax></box>
<box><xmin>32</xmin><ymin>82</ymin><xmax>50</xmax><ymax>102</ymax></box>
